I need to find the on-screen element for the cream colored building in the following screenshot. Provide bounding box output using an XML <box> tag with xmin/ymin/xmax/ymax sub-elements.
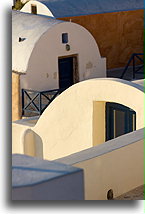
<box><xmin>12</xmin><ymin>1</ymin><xmax>144</xmax><ymax>200</ymax></box>
<box><xmin>12</xmin><ymin>78</ymin><xmax>144</xmax><ymax>161</ymax></box>
<box><xmin>21</xmin><ymin>0</ymin><xmax>53</xmax><ymax>16</ymax></box>
<box><xmin>20</xmin><ymin>0</ymin><xmax>144</xmax><ymax>69</ymax></box>
<box><xmin>12</xmin><ymin>11</ymin><xmax>106</xmax><ymax>120</ymax></box>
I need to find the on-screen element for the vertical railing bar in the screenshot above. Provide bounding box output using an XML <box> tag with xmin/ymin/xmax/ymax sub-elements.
<box><xmin>133</xmin><ymin>54</ymin><xmax>136</xmax><ymax>79</ymax></box>
<box><xmin>120</xmin><ymin>53</ymin><xmax>144</xmax><ymax>79</ymax></box>
<box><xmin>39</xmin><ymin>92</ymin><xmax>42</xmax><ymax>115</ymax></box>
<box><xmin>22</xmin><ymin>89</ymin><xmax>24</xmax><ymax>116</ymax></box>
<box><xmin>120</xmin><ymin>54</ymin><xmax>134</xmax><ymax>79</ymax></box>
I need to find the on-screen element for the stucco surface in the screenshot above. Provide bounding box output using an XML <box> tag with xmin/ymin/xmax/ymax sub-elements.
<box><xmin>12</xmin><ymin>154</ymin><xmax>84</xmax><ymax>200</ymax></box>
<box><xmin>35</xmin><ymin>79</ymin><xmax>144</xmax><ymax>159</ymax></box>
<box><xmin>12</xmin><ymin>78</ymin><xmax>144</xmax><ymax>160</ymax></box>
<box><xmin>12</xmin><ymin>11</ymin><xmax>62</xmax><ymax>73</ymax></box>
<box><xmin>20</xmin><ymin>2</ymin><xmax>143</xmax><ymax>69</ymax></box>
<box><xmin>132</xmin><ymin>79</ymin><xmax>144</xmax><ymax>87</ymax></box>
<box><xmin>61</xmin><ymin>10</ymin><xmax>144</xmax><ymax>69</ymax></box>
<box><xmin>12</xmin><ymin>11</ymin><xmax>106</xmax><ymax>123</ymax></box>
<box><xmin>58</xmin><ymin>129</ymin><xmax>144</xmax><ymax>200</ymax></box>
<box><xmin>21</xmin><ymin>0</ymin><xmax>54</xmax><ymax>17</ymax></box>
<box><xmin>13</xmin><ymin>11</ymin><xmax>106</xmax><ymax>91</ymax></box>
<box><xmin>74</xmin><ymin>138</ymin><xmax>143</xmax><ymax>200</ymax></box>
<box><xmin>12</xmin><ymin>154</ymin><xmax>82</xmax><ymax>187</ymax></box>
<box><xmin>12</xmin><ymin>122</ymin><xmax>31</xmax><ymax>154</ymax></box>
<box><xmin>20</xmin><ymin>23</ymin><xmax>106</xmax><ymax>90</ymax></box>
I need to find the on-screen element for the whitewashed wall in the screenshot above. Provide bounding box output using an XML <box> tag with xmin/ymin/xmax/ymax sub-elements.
<box><xmin>20</xmin><ymin>22</ymin><xmax>106</xmax><ymax>91</ymax></box>
<box><xmin>12</xmin><ymin>79</ymin><xmax>144</xmax><ymax>160</ymax></box>
<box><xmin>58</xmin><ymin>128</ymin><xmax>144</xmax><ymax>200</ymax></box>
<box><xmin>21</xmin><ymin>0</ymin><xmax>54</xmax><ymax>17</ymax></box>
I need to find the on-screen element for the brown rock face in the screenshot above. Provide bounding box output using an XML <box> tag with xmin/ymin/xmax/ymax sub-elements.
<box><xmin>60</xmin><ymin>9</ymin><xmax>144</xmax><ymax>69</ymax></box>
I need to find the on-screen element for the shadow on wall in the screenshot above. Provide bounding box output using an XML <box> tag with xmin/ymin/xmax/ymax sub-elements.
<box><xmin>22</xmin><ymin>129</ymin><xmax>43</xmax><ymax>158</ymax></box>
<box><xmin>12</xmin><ymin>78</ymin><xmax>144</xmax><ymax>160</ymax></box>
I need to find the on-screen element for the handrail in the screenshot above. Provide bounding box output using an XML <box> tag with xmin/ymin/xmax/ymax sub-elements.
<box><xmin>22</xmin><ymin>88</ymin><xmax>65</xmax><ymax>117</ymax></box>
<box><xmin>120</xmin><ymin>53</ymin><xmax>144</xmax><ymax>79</ymax></box>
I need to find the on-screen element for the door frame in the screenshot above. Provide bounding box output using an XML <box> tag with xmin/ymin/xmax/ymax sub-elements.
<box><xmin>58</xmin><ymin>54</ymin><xmax>79</xmax><ymax>89</ymax></box>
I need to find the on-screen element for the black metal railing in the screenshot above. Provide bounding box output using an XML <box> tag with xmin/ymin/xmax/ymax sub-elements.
<box><xmin>22</xmin><ymin>88</ymin><xmax>64</xmax><ymax>117</ymax></box>
<box><xmin>120</xmin><ymin>53</ymin><xmax>144</xmax><ymax>79</ymax></box>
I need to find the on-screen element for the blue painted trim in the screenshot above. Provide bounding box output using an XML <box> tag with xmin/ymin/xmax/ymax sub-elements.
<box><xmin>106</xmin><ymin>102</ymin><xmax>136</xmax><ymax>141</ymax></box>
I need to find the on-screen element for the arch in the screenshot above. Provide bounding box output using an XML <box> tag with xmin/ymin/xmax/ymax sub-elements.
<box><xmin>22</xmin><ymin>129</ymin><xmax>36</xmax><ymax>156</ymax></box>
<box><xmin>21</xmin><ymin>21</ymin><xmax>106</xmax><ymax>90</ymax></box>
<box><xmin>21</xmin><ymin>129</ymin><xmax>43</xmax><ymax>158</ymax></box>
<box><xmin>32</xmin><ymin>78</ymin><xmax>144</xmax><ymax>160</ymax></box>
<box><xmin>21</xmin><ymin>1</ymin><xmax>54</xmax><ymax>17</ymax></box>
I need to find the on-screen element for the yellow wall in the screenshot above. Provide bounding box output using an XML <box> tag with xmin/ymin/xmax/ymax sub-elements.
<box><xmin>12</xmin><ymin>72</ymin><xmax>21</xmax><ymax>121</ymax></box>
<box><xmin>12</xmin><ymin>79</ymin><xmax>144</xmax><ymax>160</ymax></box>
<box><xmin>93</xmin><ymin>101</ymin><xmax>106</xmax><ymax>146</ymax></box>
<box><xmin>74</xmin><ymin>138</ymin><xmax>143</xmax><ymax>200</ymax></box>
<box><xmin>23</xmin><ymin>129</ymin><xmax>36</xmax><ymax>156</ymax></box>
<box><xmin>60</xmin><ymin>10</ymin><xmax>144</xmax><ymax>69</ymax></box>
<box><xmin>12</xmin><ymin>122</ymin><xmax>29</xmax><ymax>154</ymax></box>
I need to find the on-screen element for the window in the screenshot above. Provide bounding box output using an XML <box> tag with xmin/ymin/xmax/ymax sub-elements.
<box><xmin>31</xmin><ymin>4</ymin><xmax>37</xmax><ymax>14</ymax></box>
<box><xmin>62</xmin><ymin>33</ymin><xmax>68</xmax><ymax>44</ymax></box>
<box><xmin>106</xmin><ymin>102</ymin><xmax>136</xmax><ymax>141</ymax></box>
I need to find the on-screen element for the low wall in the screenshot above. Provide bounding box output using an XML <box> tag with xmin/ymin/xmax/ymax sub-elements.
<box><xmin>12</xmin><ymin>122</ymin><xmax>33</xmax><ymax>154</ymax></box>
<box><xmin>12</xmin><ymin>79</ymin><xmax>144</xmax><ymax>160</ymax></box>
<box><xmin>57</xmin><ymin>128</ymin><xmax>144</xmax><ymax>200</ymax></box>
<box><xmin>12</xmin><ymin>154</ymin><xmax>84</xmax><ymax>200</ymax></box>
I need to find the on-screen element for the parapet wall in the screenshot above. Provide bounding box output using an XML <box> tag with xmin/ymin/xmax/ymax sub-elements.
<box><xmin>12</xmin><ymin>79</ymin><xmax>144</xmax><ymax>160</ymax></box>
<box><xmin>57</xmin><ymin>128</ymin><xmax>144</xmax><ymax>200</ymax></box>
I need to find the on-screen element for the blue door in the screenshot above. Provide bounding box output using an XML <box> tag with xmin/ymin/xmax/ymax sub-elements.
<box><xmin>58</xmin><ymin>57</ymin><xmax>74</xmax><ymax>90</ymax></box>
<box><xmin>106</xmin><ymin>102</ymin><xmax>136</xmax><ymax>141</ymax></box>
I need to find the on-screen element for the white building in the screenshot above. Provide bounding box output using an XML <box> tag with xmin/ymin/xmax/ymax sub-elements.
<box><xmin>12</xmin><ymin>78</ymin><xmax>144</xmax><ymax>159</ymax></box>
<box><xmin>12</xmin><ymin>78</ymin><xmax>144</xmax><ymax>199</ymax></box>
<box><xmin>12</xmin><ymin>11</ymin><xmax>106</xmax><ymax>120</ymax></box>
<box><xmin>13</xmin><ymin>10</ymin><xmax>106</xmax><ymax>91</ymax></box>
<box><xmin>20</xmin><ymin>0</ymin><xmax>144</xmax><ymax>71</ymax></box>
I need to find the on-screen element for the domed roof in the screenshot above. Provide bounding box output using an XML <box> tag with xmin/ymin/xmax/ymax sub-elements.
<box><xmin>12</xmin><ymin>11</ymin><xmax>63</xmax><ymax>73</ymax></box>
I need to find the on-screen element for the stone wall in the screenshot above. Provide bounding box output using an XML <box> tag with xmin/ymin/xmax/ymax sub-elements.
<box><xmin>60</xmin><ymin>9</ymin><xmax>144</xmax><ymax>69</ymax></box>
<box><xmin>12</xmin><ymin>72</ymin><xmax>21</xmax><ymax>121</ymax></box>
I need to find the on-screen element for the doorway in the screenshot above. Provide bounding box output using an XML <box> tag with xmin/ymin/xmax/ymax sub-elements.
<box><xmin>31</xmin><ymin>4</ymin><xmax>37</xmax><ymax>14</ymax></box>
<box><xmin>58</xmin><ymin>55</ymin><xmax>78</xmax><ymax>90</ymax></box>
<box><xmin>106</xmin><ymin>102</ymin><xmax>136</xmax><ymax>141</ymax></box>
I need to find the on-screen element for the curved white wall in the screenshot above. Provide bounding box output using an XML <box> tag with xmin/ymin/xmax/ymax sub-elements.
<box><xmin>32</xmin><ymin>78</ymin><xmax>144</xmax><ymax>159</ymax></box>
<box><xmin>20</xmin><ymin>22</ymin><xmax>106</xmax><ymax>91</ymax></box>
<box><xmin>12</xmin><ymin>78</ymin><xmax>144</xmax><ymax>160</ymax></box>
<box><xmin>21</xmin><ymin>1</ymin><xmax>54</xmax><ymax>17</ymax></box>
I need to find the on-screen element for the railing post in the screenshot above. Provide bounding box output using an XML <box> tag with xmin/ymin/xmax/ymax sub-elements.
<box><xmin>121</xmin><ymin>53</ymin><xmax>144</xmax><ymax>80</ymax></box>
<box><xmin>120</xmin><ymin>54</ymin><xmax>133</xmax><ymax>79</ymax></box>
<box><xmin>132</xmin><ymin>54</ymin><xmax>136</xmax><ymax>79</ymax></box>
<box><xmin>22</xmin><ymin>89</ymin><xmax>24</xmax><ymax>116</ymax></box>
<box><xmin>39</xmin><ymin>92</ymin><xmax>42</xmax><ymax>115</ymax></box>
